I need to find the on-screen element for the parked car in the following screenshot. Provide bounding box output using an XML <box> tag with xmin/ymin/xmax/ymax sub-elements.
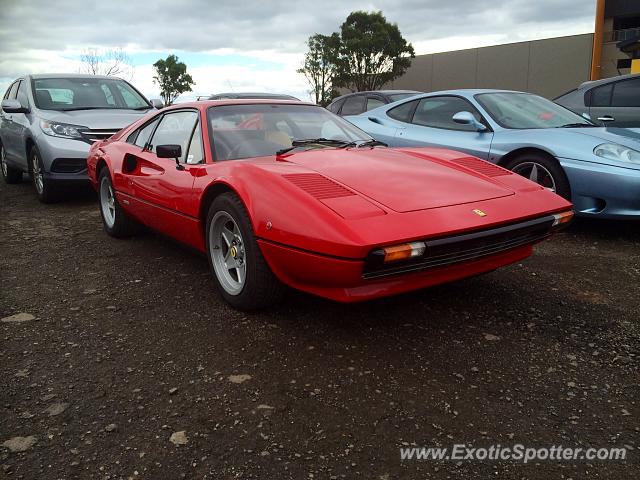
<box><xmin>327</xmin><ymin>90</ymin><xmax>422</xmax><ymax>116</ymax></box>
<box><xmin>554</xmin><ymin>73</ymin><xmax>640</xmax><ymax>127</ymax></box>
<box><xmin>87</xmin><ymin>99</ymin><xmax>572</xmax><ymax>310</ymax></box>
<box><xmin>0</xmin><ymin>74</ymin><xmax>159</xmax><ymax>202</ymax></box>
<box><xmin>208</xmin><ymin>92</ymin><xmax>300</xmax><ymax>101</ymax></box>
<box><xmin>346</xmin><ymin>89</ymin><xmax>640</xmax><ymax>219</ymax></box>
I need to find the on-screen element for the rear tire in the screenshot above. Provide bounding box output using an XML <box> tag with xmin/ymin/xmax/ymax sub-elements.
<box><xmin>30</xmin><ymin>145</ymin><xmax>58</xmax><ymax>203</ymax></box>
<box><xmin>205</xmin><ymin>192</ymin><xmax>285</xmax><ymax>310</ymax></box>
<box><xmin>504</xmin><ymin>152</ymin><xmax>571</xmax><ymax>200</ymax></box>
<box><xmin>0</xmin><ymin>143</ymin><xmax>23</xmax><ymax>184</ymax></box>
<box><xmin>98</xmin><ymin>167</ymin><xmax>137</xmax><ymax>237</ymax></box>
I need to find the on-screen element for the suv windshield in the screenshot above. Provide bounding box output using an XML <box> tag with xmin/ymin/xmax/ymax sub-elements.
<box><xmin>475</xmin><ymin>92</ymin><xmax>593</xmax><ymax>129</ymax></box>
<box><xmin>32</xmin><ymin>77</ymin><xmax>151</xmax><ymax>111</ymax></box>
<box><xmin>208</xmin><ymin>103</ymin><xmax>371</xmax><ymax>161</ymax></box>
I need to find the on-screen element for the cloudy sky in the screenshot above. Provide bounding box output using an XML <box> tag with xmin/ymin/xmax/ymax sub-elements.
<box><xmin>0</xmin><ymin>0</ymin><xmax>596</xmax><ymax>102</ymax></box>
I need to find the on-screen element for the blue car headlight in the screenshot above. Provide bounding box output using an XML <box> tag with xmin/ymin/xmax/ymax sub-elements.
<box><xmin>593</xmin><ymin>143</ymin><xmax>640</xmax><ymax>165</ymax></box>
<box><xmin>40</xmin><ymin>120</ymin><xmax>86</xmax><ymax>139</ymax></box>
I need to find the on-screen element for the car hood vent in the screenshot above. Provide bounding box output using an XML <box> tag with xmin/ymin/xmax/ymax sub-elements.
<box><xmin>449</xmin><ymin>157</ymin><xmax>511</xmax><ymax>177</ymax></box>
<box><xmin>282</xmin><ymin>173</ymin><xmax>355</xmax><ymax>200</ymax></box>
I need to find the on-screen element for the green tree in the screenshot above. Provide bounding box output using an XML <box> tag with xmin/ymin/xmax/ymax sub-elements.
<box><xmin>297</xmin><ymin>33</ymin><xmax>341</xmax><ymax>106</ymax></box>
<box><xmin>335</xmin><ymin>11</ymin><xmax>415</xmax><ymax>92</ymax></box>
<box><xmin>152</xmin><ymin>55</ymin><xmax>194</xmax><ymax>106</ymax></box>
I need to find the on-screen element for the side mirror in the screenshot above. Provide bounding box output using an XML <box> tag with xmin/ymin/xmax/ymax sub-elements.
<box><xmin>452</xmin><ymin>111</ymin><xmax>487</xmax><ymax>132</ymax></box>
<box><xmin>2</xmin><ymin>99</ymin><xmax>29</xmax><ymax>114</ymax></box>
<box><xmin>150</xmin><ymin>98</ymin><xmax>164</xmax><ymax>109</ymax></box>
<box><xmin>156</xmin><ymin>144</ymin><xmax>184</xmax><ymax>170</ymax></box>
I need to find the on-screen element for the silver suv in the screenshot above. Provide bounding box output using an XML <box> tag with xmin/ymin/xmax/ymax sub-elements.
<box><xmin>0</xmin><ymin>74</ymin><xmax>160</xmax><ymax>202</ymax></box>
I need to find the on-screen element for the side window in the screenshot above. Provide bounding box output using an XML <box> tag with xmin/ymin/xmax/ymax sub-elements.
<box><xmin>327</xmin><ymin>99</ymin><xmax>344</xmax><ymax>113</ymax></box>
<box><xmin>3</xmin><ymin>82</ymin><xmax>16</xmax><ymax>100</ymax></box>
<box><xmin>387</xmin><ymin>99</ymin><xmax>419</xmax><ymax>123</ymax></box>
<box><xmin>132</xmin><ymin>118</ymin><xmax>160</xmax><ymax>147</ymax></box>
<box><xmin>366</xmin><ymin>97</ymin><xmax>385</xmax><ymax>111</ymax></box>
<box><xmin>611</xmin><ymin>79</ymin><xmax>640</xmax><ymax>107</ymax></box>
<box><xmin>412</xmin><ymin>96</ymin><xmax>484</xmax><ymax>131</ymax></box>
<box><xmin>341</xmin><ymin>95</ymin><xmax>366</xmax><ymax>115</ymax></box>
<box><xmin>186</xmin><ymin>122</ymin><xmax>204</xmax><ymax>164</ymax></box>
<box><xmin>16</xmin><ymin>81</ymin><xmax>29</xmax><ymax>106</ymax></box>
<box><xmin>7</xmin><ymin>81</ymin><xmax>19</xmax><ymax>100</ymax></box>
<box><xmin>588</xmin><ymin>84</ymin><xmax>612</xmax><ymax>107</ymax></box>
<box><xmin>149</xmin><ymin>110</ymin><xmax>199</xmax><ymax>163</ymax></box>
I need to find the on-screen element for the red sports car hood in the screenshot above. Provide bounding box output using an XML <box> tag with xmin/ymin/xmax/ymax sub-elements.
<box><xmin>281</xmin><ymin>147</ymin><xmax>514</xmax><ymax>213</ymax></box>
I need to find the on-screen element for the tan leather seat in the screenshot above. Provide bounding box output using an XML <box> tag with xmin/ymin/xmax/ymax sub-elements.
<box><xmin>265</xmin><ymin>130</ymin><xmax>292</xmax><ymax>148</ymax></box>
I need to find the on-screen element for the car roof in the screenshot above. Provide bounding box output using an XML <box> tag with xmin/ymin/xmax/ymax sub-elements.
<box><xmin>28</xmin><ymin>73</ymin><xmax>124</xmax><ymax>80</ymax></box>
<box><xmin>332</xmin><ymin>89</ymin><xmax>421</xmax><ymax>101</ymax></box>
<box><xmin>577</xmin><ymin>72</ymin><xmax>640</xmax><ymax>90</ymax></box>
<box><xmin>164</xmin><ymin>99</ymin><xmax>317</xmax><ymax>109</ymax></box>
<box><xmin>209</xmin><ymin>92</ymin><xmax>299</xmax><ymax>100</ymax></box>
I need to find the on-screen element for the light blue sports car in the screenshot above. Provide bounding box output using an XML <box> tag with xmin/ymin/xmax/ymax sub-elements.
<box><xmin>346</xmin><ymin>89</ymin><xmax>640</xmax><ymax>219</ymax></box>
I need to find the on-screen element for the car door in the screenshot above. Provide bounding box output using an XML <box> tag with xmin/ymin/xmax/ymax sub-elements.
<box><xmin>588</xmin><ymin>78</ymin><xmax>640</xmax><ymax>127</ymax></box>
<box><xmin>393</xmin><ymin>95</ymin><xmax>494</xmax><ymax>159</ymax></box>
<box><xmin>120</xmin><ymin>109</ymin><xmax>206</xmax><ymax>242</ymax></box>
<box><xmin>0</xmin><ymin>81</ymin><xmax>21</xmax><ymax>161</ymax></box>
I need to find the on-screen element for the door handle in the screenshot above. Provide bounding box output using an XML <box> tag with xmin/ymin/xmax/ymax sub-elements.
<box><xmin>597</xmin><ymin>115</ymin><xmax>615</xmax><ymax>122</ymax></box>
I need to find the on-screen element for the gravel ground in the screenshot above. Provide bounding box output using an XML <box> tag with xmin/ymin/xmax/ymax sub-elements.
<box><xmin>1</xmin><ymin>179</ymin><xmax>639</xmax><ymax>479</ymax></box>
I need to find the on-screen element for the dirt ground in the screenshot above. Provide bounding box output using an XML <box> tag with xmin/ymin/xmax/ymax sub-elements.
<box><xmin>1</xmin><ymin>179</ymin><xmax>639</xmax><ymax>479</ymax></box>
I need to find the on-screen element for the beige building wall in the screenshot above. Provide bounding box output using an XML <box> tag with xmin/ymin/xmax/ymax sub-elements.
<box><xmin>386</xmin><ymin>33</ymin><xmax>594</xmax><ymax>99</ymax></box>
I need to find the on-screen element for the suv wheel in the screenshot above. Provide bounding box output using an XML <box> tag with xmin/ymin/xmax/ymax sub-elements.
<box><xmin>30</xmin><ymin>145</ymin><xmax>57</xmax><ymax>203</ymax></box>
<box><xmin>0</xmin><ymin>143</ymin><xmax>23</xmax><ymax>184</ymax></box>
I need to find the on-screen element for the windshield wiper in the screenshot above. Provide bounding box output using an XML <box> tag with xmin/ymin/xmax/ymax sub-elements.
<box><xmin>557</xmin><ymin>123</ymin><xmax>595</xmax><ymax>128</ymax></box>
<box><xmin>340</xmin><ymin>139</ymin><xmax>388</xmax><ymax>149</ymax></box>
<box><xmin>276</xmin><ymin>138</ymin><xmax>351</xmax><ymax>155</ymax></box>
<box><xmin>132</xmin><ymin>106</ymin><xmax>154</xmax><ymax>110</ymax></box>
<box><xmin>57</xmin><ymin>107</ymin><xmax>114</xmax><ymax>111</ymax></box>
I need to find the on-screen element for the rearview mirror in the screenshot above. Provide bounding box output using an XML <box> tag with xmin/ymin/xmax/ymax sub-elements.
<box><xmin>2</xmin><ymin>99</ymin><xmax>29</xmax><ymax>114</ymax></box>
<box><xmin>452</xmin><ymin>111</ymin><xmax>487</xmax><ymax>132</ymax></box>
<box><xmin>150</xmin><ymin>98</ymin><xmax>164</xmax><ymax>109</ymax></box>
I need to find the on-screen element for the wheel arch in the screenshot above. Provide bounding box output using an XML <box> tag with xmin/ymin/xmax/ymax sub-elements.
<box><xmin>497</xmin><ymin>147</ymin><xmax>572</xmax><ymax>198</ymax></box>
<box><xmin>199</xmin><ymin>181</ymin><xmax>253</xmax><ymax>234</ymax></box>
<box><xmin>25</xmin><ymin>137</ymin><xmax>36</xmax><ymax>172</ymax></box>
<box><xmin>496</xmin><ymin>147</ymin><xmax>558</xmax><ymax>168</ymax></box>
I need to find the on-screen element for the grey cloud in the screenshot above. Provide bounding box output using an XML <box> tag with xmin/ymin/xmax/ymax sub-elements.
<box><xmin>0</xmin><ymin>0</ymin><xmax>594</xmax><ymax>75</ymax></box>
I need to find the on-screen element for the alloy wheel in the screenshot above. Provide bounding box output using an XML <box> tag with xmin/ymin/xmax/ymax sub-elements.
<box><xmin>31</xmin><ymin>152</ymin><xmax>44</xmax><ymax>194</ymax></box>
<box><xmin>209</xmin><ymin>211</ymin><xmax>247</xmax><ymax>295</ymax></box>
<box><xmin>511</xmin><ymin>161</ymin><xmax>556</xmax><ymax>192</ymax></box>
<box><xmin>100</xmin><ymin>176</ymin><xmax>116</xmax><ymax>228</ymax></box>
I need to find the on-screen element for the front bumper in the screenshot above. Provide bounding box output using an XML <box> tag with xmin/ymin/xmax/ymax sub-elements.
<box><xmin>259</xmin><ymin>239</ymin><xmax>534</xmax><ymax>302</ymax></box>
<box><xmin>560</xmin><ymin>158</ymin><xmax>640</xmax><ymax>219</ymax></box>
<box><xmin>36</xmin><ymin>134</ymin><xmax>90</xmax><ymax>183</ymax></box>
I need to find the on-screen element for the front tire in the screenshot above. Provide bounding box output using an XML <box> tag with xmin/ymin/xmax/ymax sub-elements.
<box><xmin>98</xmin><ymin>168</ymin><xmax>137</xmax><ymax>237</ymax></box>
<box><xmin>30</xmin><ymin>145</ymin><xmax>57</xmax><ymax>203</ymax></box>
<box><xmin>504</xmin><ymin>152</ymin><xmax>571</xmax><ymax>200</ymax></box>
<box><xmin>206</xmin><ymin>192</ymin><xmax>285</xmax><ymax>310</ymax></box>
<box><xmin>1</xmin><ymin>143</ymin><xmax>23</xmax><ymax>184</ymax></box>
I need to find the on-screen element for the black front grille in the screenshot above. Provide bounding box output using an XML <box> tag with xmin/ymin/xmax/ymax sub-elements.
<box><xmin>79</xmin><ymin>128</ymin><xmax>120</xmax><ymax>144</ymax></box>
<box><xmin>363</xmin><ymin>216</ymin><xmax>555</xmax><ymax>279</ymax></box>
<box><xmin>51</xmin><ymin>158</ymin><xmax>87</xmax><ymax>173</ymax></box>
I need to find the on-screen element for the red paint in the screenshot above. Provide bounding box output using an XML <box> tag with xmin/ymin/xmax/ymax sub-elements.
<box><xmin>87</xmin><ymin>100</ymin><xmax>572</xmax><ymax>302</ymax></box>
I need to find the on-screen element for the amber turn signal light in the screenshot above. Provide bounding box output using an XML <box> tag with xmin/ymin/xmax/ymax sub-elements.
<box><xmin>552</xmin><ymin>210</ymin><xmax>574</xmax><ymax>228</ymax></box>
<box><xmin>380</xmin><ymin>241</ymin><xmax>427</xmax><ymax>263</ymax></box>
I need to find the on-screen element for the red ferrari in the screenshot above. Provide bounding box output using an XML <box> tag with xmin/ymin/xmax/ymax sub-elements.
<box><xmin>87</xmin><ymin>100</ymin><xmax>573</xmax><ymax>310</ymax></box>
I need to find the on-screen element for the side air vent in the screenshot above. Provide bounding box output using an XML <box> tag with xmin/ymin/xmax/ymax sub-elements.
<box><xmin>283</xmin><ymin>173</ymin><xmax>355</xmax><ymax>200</ymax></box>
<box><xmin>450</xmin><ymin>157</ymin><xmax>511</xmax><ymax>177</ymax></box>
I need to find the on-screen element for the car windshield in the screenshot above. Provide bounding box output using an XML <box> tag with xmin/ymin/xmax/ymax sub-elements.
<box><xmin>32</xmin><ymin>77</ymin><xmax>151</xmax><ymax>111</ymax></box>
<box><xmin>208</xmin><ymin>103</ymin><xmax>372</xmax><ymax>161</ymax></box>
<box><xmin>475</xmin><ymin>92</ymin><xmax>593</xmax><ymax>129</ymax></box>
